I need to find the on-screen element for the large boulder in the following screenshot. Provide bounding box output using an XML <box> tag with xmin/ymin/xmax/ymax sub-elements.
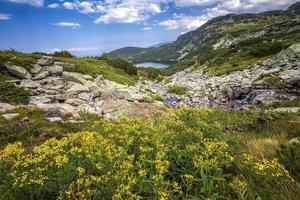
<box><xmin>54</xmin><ymin>62</ymin><xmax>75</xmax><ymax>70</ymax></box>
<box><xmin>46</xmin><ymin>65</ymin><xmax>63</xmax><ymax>76</ymax></box>
<box><xmin>32</xmin><ymin>71</ymin><xmax>49</xmax><ymax>80</ymax></box>
<box><xmin>62</xmin><ymin>71</ymin><xmax>86</xmax><ymax>84</ymax></box>
<box><xmin>37</xmin><ymin>56</ymin><xmax>53</xmax><ymax>66</ymax></box>
<box><xmin>5</xmin><ymin>64</ymin><xmax>32</xmax><ymax>79</ymax></box>
<box><xmin>30</xmin><ymin>64</ymin><xmax>42</xmax><ymax>75</ymax></box>
<box><xmin>0</xmin><ymin>103</ymin><xmax>16</xmax><ymax>113</ymax></box>
<box><xmin>112</xmin><ymin>88</ymin><xmax>135</xmax><ymax>101</ymax></box>
<box><xmin>20</xmin><ymin>79</ymin><xmax>41</xmax><ymax>89</ymax></box>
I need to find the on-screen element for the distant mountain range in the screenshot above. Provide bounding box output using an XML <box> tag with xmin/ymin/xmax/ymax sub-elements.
<box><xmin>109</xmin><ymin>2</ymin><xmax>300</xmax><ymax>74</ymax></box>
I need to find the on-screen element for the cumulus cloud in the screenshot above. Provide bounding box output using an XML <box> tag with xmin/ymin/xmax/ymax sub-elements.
<box><xmin>52</xmin><ymin>22</ymin><xmax>81</xmax><ymax>29</ymax></box>
<box><xmin>0</xmin><ymin>13</ymin><xmax>11</xmax><ymax>20</ymax></box>
<box><xmin>50</xmin><ymin>47</ymin><xmax>99</xmax><ymax>53</ymax></box>
<box><xmin>159</xmin><ymin>0</ymin><xmax>299</xmax><ymax>30</ymax></box>
<box><xmin>5</xmin><ymin>0</ymin><xmax>43</xmax><ymax>6</ymax></box>
<box><xmin>175</xmin><ymin>0</ymin><xmax>220</xmax><ymax>7</ymax></box>
<box><xmin>142</xmin><ymin>26</ymin><xmax>153</xmax><ymax>31</ymax></box>
<box><xmin>48</xmin><ymin>3</ymin><xmax>60</xmax><ymax>8</ymax></box>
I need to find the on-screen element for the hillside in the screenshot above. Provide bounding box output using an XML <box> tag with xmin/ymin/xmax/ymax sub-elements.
<box><xmin>109</xmin><ymin>2</ymin><xmax>300</xmax><ymax>75</ymax></box>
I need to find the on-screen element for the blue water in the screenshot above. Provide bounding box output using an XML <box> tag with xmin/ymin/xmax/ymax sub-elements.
<box><xmin>135</xmin><ymin>62</ymin><xmax>169</xmax><ymax>68</ymax></box>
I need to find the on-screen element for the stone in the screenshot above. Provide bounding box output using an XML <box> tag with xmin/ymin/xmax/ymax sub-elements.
<box><xmin>30</xmin><ymin>64</ymin><xmax>42</xmax><ymax>74</ymax></box>
<box><xmin>6</xmin><ymin>64</ymin><xmax>32</xmax><ymax>79</ymax></box>
<box><xmin>78</xmin><ymin>93</ymin><xmax>90</xmax><ymax>101</ymax></box>
<box><xmin>37</xmin><ymin>56</ymin><xmax>54</xmax><ymax>66</ymax></box>
<box><xmin>74</xmin><ymin>104</ymin><xmax>99</xmax><ymax>117</ymax></box>
<box><xmin>83</xmin><ymin>80</ymin><xmax>100</xmax><ymax>91</ymax></box>
<box><xmin>112</xmin><ymin>88</ymin><xmax>135</xmax><ymax>101</ymax></box>
<box><xmin>62</xmin><ymin>71</ymin><xmax>86</xmax><ymax>84</ymax></box>
<box><xmin>273</xmin><ymin>107</ymin><xmax>300</xmax><ymax>113</ymax></box>
<box><xmin>65</xmin><ymin>83</ymin><xmax>89</xmax><ymax>96</ymax></box>
<box><xmin>0</xmin><ymin>103</ymin><xmax>16</xmax><ymax>113</ymax></box>
<box><xmin>65</xmin><ymin>98</ymin><xmax>85</xmax><ymax>106</ymax></box>
<box><xmin>83</xmin><ymin>74</ymin><xmax>93</xmax><ymax>80</ymax></box>
<box><xmin>37</xmin><ymin>103</ymin><xmax>75</xmax><ymax>116</ymax></box>
<box><xmin>46</xmin><ymin>65</ymin><xmax>63</xmax><ymax>76</ymax></box>
<box><xmin>2</xmin><ymin>113</ymin><xmax>19</xmax><ymax>120</ymax></box>
<box><xmin>47</xmin><ymin>117</ymin><xmax>63</xmax><ymax>122</ymax></box>
<box><xmin>20</xmin><ymin>79</ymin><xmax>41</xmax><ymax>89</ymax></box>
<box><xmin>54</xmin><ymin>62</ymin><xmax>75</xmax><ymax>70</ymax></box>
<box><xmin>32</xmin><ymin>71</ymin><xmax>49</xmax><ymax>80</ymax></box>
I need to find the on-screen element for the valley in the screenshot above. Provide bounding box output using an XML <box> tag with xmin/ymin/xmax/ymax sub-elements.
<box><xmin>0</xmin><ymin>2</ymin><xmax>300</xmax><ymax>200</ymax></box>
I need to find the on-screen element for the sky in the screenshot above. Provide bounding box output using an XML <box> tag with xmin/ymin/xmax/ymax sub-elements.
<box><xmin>0</xmin><ymin>0</ymin><xmax>298</xmax><ymax>56</ymax></box>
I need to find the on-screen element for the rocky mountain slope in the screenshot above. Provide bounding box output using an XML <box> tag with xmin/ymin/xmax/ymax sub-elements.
<box><xmin>109</xmin><ymin>2</ymin><xmax>300</xmax><ymax>74</ymax></box>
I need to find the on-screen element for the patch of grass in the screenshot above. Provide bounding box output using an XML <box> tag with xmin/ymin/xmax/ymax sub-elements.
<box><xmin>0</xmin><ymin>82</ymin><xmax>30</xmax><ymax>105</ymax></box>
<box><xmin>270</xmin><ymin>97</ymin><xmax>300</xmax><ymax>108</ymax></box>
<box><xmin>263</xmin><ymin>76</ymin><xmax>286</xmax><ymax>88</ymax></box>
<box><xmin>168</xmin><ymin>85</ymin><xmax>189</xmax><ymax>95</ymax></box>
<box><xmin>54</xmin><ymin>57</ymin><xmax>137</xmax><ymax>85</ymax></box>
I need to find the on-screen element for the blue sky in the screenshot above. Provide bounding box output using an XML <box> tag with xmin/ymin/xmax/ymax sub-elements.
<box><xmin>0</xmin><ymin>0</ymin><xmax>298</xmax><ymax>56</ymax></box>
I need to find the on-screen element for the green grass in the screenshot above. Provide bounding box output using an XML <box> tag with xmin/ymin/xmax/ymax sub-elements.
<box><xmin>168</xmin><ymin>85</ymin><xmax>189</xmax><ymax>95</ymax></box>
<box><xmin>54</xmin><ymin>57</ymin><xmax>137</xmax><ymax>85</ymax></box>
<box><xmin>0</xmin><ymin>82</ymin><xmax>30</xmax><ymax>105</ymax></box>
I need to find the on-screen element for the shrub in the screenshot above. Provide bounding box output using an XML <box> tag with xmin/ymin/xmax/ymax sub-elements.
<box><xmin>277</xmin><ymin>140</ymin><xmax>300</xmax><ymax>181</ymax></box>
<box><xmin>107</xmin><ymin>58</ymin><xmax>138</xmax><ymax>76</ymax></box>
<box><xmin>53</xmin><ymin>51</ymin><xmax>75</xmax><ymax>58</ymax></box>
<box><xmin>0</xmin><ymin>109</ymin><xmax>298</xmax><ymax>199</ymax></box>
<box><xmin>0</xmin><ymin>82</ymin><xmax>30</xmax><ymax>105</ymax></box>
<box><xmin>168</xmin><ymin>85</ymin><xmax>189</xmax><ymax>95</ymax></box>
<box><xmin>263</xmin><ymin>76</ymin><xmax>286</xmax><ymax>88</ymax></box>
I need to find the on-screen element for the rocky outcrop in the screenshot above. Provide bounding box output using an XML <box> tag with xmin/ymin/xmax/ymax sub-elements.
<box><xmin>0</xmin><ymin>103</ymin><xmax>16</xmax><ymax>113</ymax></box>
<box><xmin>5</xmin><ymin>64</ymin><xmax>32</xmax><ymax>79</ymax></box>
<box><xmin>139</xmin><ymin>43</ymin><xmax>300</xmax><ymax>109</ymax></box>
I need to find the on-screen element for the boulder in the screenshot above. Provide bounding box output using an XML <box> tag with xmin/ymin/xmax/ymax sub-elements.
<box><xmin>33</xmin><ymin>71</ymin><xmax>49</xmax><ymax>80</ymax></box>
<box><xmin>20</xmin><ymin>79</ymin><xmax>41</xmax><ymax>89</ymax></box>
<box><xmin>37</xmin><ymin>103</ymin><xmax>75</xmax><ymax>116</ymax></box>
<box><xmin>65</xmin><ymin>98</ymin><xmax>86</xmax><ymax>106</ymax></box>
<box><xmin>2</xmin><ymin>113</ymin><xmax>20</xmax><ymax>120</ymax></box>
<box><xmin>74</xmin><ymin>104</ymin><xmax>99</xmax><ymax>117</ymax></box>
<box><xmin>273</xmin><ymin>107</ymin><xmax>300</xmax><ymax>113</ymax></box>
<box><xmin>37</xmin><ymin>56</ymin><xmax>53</xmax><ymax>66</ymax></box>
<box><xmin>0</xmin><ymin>103</ymin><xmax>16</xmax><ymax>113</ymax></box>
<box><xmin>30</xmin><ymin>64</ymin><xmax>42</xmax><ymax>74</ymax></box>
<box><xmin>66</xmin><ymin>83</ymin><xmax>89</xmax><ymax>94</ymax></box>
<box><xmin>112</xmin><ymin>88</ymin><xmax>135</xmax><ymax>101</ymax></box>
<box><xmin>6</xmin><ymin>64</ymin><xmax>32</xmax><ymax>79</ymax></box>
<box><xmin>54</xmin><ymin>62</ymin><xmax>75</xmax><ymax>70</ymax></box>
<box><xmin>46</xmin><ymin>65</ymin><xmax>63</xmax><ymax>76</ymax></box>
<box><xmin>62</xmin><ymin>71</ymin><xmax>86</xmax><ymax>84</ymax></box>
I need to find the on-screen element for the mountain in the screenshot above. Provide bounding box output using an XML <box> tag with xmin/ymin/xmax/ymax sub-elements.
<box><xmin>109</xmin><ymin>2</ymin><xmax>300</xmax><ymax>75</ymax></box>
<box><xmin>148</xmin><ymin>41</ymin><xmax>174</xmax><ymax>48</ymax></box>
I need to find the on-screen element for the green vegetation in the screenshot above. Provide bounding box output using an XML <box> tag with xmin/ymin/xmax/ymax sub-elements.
<box><xmin>0</xmin><ymin>82</ymin><xmax>30</xmax><ymax>105</ymax></box>
<box><xmin>263</xmin><ymin>76</ymin><xmax>286</xmax><ymax>88</ymax></box>
<box><xmin>270</xmin><ymin>97</ymin><xmax>300</xmax><ymax>108</ymax></box>
<box><xmin>0</xmin><ymin>108</ymin><xmax>299</xmax><ymax>199</ymax></box>
<box><xmin>143</xmin><ymin>94</ymin><xmax>164</xmax><ymax>103</ymax></box>
<box><xmin>54</xmin><ymin>57</ymin><xmax>137</xmax><ymax>85</ymax></box>
<box><xmin>53</xmin><ymin>51</ymin><xmax>75</xmax><ymax>58</ymax></box>
<box><xmin>0</xmin><ymin>50</ymin><xmax>41</xmax><ymax>71</ymax></box>
<box><xmin>168</xmin><ymin>85</ymin><xmax>189</xmax><ymax>95</ymax></box>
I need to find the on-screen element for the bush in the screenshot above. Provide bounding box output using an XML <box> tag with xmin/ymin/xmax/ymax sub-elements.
<box><xmin>53</xmin><ymin>51</ymin><xmax>75</xmax><ymax>58</ymax></box>
<box><xmin>263</xmin><ymin>76</ymin><xmax>286</xmax><ymax>88</ymax></box>
<box><xmin>107</xmin><ymin>58</ymin><xmax>138</xmax><ymax>76</ymax></box>
<box><xmin>277</xmin><ymin>140</ymin><xmax>300</xmax><ymax>181</ymax></box>
<box><xmin>0</xmin><ymin>82</ymin><xmax>30</xmax><ymax>105</ymax></box>
<box><xmin>168</xmin><ymin>85</ymin><xmax>189</xmax><ymax>95</ymax></box>
<box><xmin>0</xmin><ymin>109</ymin><xmax>298</xmax><ymax>199</ymax></box>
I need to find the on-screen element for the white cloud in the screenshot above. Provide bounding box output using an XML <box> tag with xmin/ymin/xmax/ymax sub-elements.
<box><xmin>50</xmin><ymin>47</ymin><xmax>100</xmax><ymax>53</ymax></box>
<box><xmin>175</xmin><ymin>0</ymin><xmax>219</xmax><ymax>7</ymax></box>
<box><xmin>52</xmin><ymin>22</ymin><xmax>81</xmax><ymax>29</ymax></box>
<box><xmin>0</xmin><ymin>13</ymin><xmax>11</xmax><ymax>20</ymax></box>
<box><xmin>48</xmin><ymin>3</ymin><xmax>60</xmax><ymax>8</ymax></box>
<box><xmin>142</xmin><ymin>26</ymin><xmax>153</xmax><ymax>31</ymax></box>
<box><xmin>63</xmin><ymin>2</ymin><xmax>76</xmax><ymax>9</ymax></box>
<box><xmin>159</xmin><ymin>0</ymin><xmax>299</xmax><ymax>30</ymax></box>
<box><xmin>6</xmin><ymin>0</ymin><xmax>43</xmax><ymax>6</ymax></box>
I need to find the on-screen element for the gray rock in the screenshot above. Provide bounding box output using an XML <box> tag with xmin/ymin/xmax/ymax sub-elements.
<box><xmin>273</xmin><ymin>107</ymin><xmax>300</xmax><ymax>113</ymax></box>
<box><xmin>62</xmin><ymin>71</ymin><xmax>86</xmax><ymax>84</ymax></box>
<box><xmin>30</xmin><ymin>64</ymin><xmax>42</xmax><ymax>74</ymax></box>
<box><xmin>65</xmin><ymin>98</ymin><xmax>86</xmax><ymax>106</ymax></box>
<box><xmin>66</xmin><ymin>83</ymin><xmax>89</xmax><ymax>95</ymax></box>
<box><xmin>6</xmin><ymin>64</ymin><xmax>32</xmax><ymax>79</ymax></box>
<box><xmin>2</xmin><ymin>113</ymin><xmax>20</xmax><ymax>120</ymax></box>
<box><xmin>46</xmin><ymin>65</ymin><xmax>63</xmax><ymax>76</ymax></box>
<box><xmin>32</xmin><ymin>71</ymin><xmax>49</xmax><ymax>80</ymax></box>
<box><xmin>0</xmin><ymin>103</ymin><xmax>16</xmax><ymax>113</ymax></box>
<box><xmin>20</xmin><ymin>79</ymin><xmax>41</xmax><ymax>89</ymax></box>
<box><xmin>37</xmin><ymin>56</ymin><xmax>53</xmax><ymax>66</ymax></box>
<box><xmin>78</xmin><ymin>93</ymin><xmax>90</xmax><ymax>101</ymax></box>
<box><xmin>112</xmin><ymin>88</ymin><xmax>135</xmax><ymax>101</ymax></box>
<box><xmin>47</xmin><ymin>117</ymin><xmax>63</xmax><ymax>122</ymax></box>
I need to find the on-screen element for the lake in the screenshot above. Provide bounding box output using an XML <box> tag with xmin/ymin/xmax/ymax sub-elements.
<box><xmin>135</xmin><ymin>62</ymin><xmax>169</xmax><ymax>69</ymax></box>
